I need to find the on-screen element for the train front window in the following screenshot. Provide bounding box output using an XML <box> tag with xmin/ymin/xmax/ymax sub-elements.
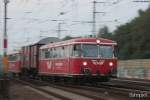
<box><xmin>72</xmin><ymin>44</ymin><xmax>114</xmax><ymax>58</ymax></box>
<box><xmin>99</xmin><ymin>46</ymin><xmax>113</xmax><ymax>58</ymax></box>
<box><xmin>82</xmin><ymin>44</ymin><xmax>98</xmax><ymax>57</ymax></box>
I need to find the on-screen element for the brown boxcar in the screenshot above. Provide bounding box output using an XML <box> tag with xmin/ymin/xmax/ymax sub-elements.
<box><xmin>21</xmin><ymin>46</ymin><xmax>31</xmax><ymax>69</ymax></box>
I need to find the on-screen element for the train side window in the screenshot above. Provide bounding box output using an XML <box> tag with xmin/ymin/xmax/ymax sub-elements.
<box><xmin>16</xmin><ymin>54</ymin><xmax>20</xmax><ymax>61</ymax></box>
<box><xmin>72</xmin><ymin>44</ymin><xmax>81</xmax><ymax>57</ymax></box>
<box><xmin>55</xmin><ymin>47</ymin><xmax>64</xmax><ymax>58</ymax></box>
<box><xmin>57</xmin><ymin>47</ymin><xmax>61</xmax><ymax>58</ymax></box>
<box><xmin>59</xmin><ymin>46</ymin><xmax>64</xmax><ymax>58</ymax></box>
<box><xmin>53</xmin><ymin>48</ymin><xmax>57</xmax><ymax>58</ymax></box>
<box><xmin>64</xmin><ymin>46</ymin><xmax>70</xmax><ymax>57</ymax></box>
<box><xmin>51</xmin><ymin>48</ymin><xmax>54</xmax><ymax>58</ymax></box>
<box><xmin>56</xmin><ymin>47</ymin><xmax>59</xmax><ymax>58</ymax></box>
<box><xmin>8</xmin><ymin>55</ymin><xmax>13</xmax><ymax>61</ymax></box>
<box><xmin>45</xmin><ymin>49</ymin><xmax>50</xmax><ymax>59</ymax></box>
<box><xmin>41</xmin><ymin>50</ymin><xmax>45</xmax><ymax>59</ymax></box>
<box><xmin>17</xmin><ymin>53</ymin><xmax>21</xmax><ymax>60</ymax></box>
<box><xmin>68</xmin><ymin>45</ymin><xmax>72</xmax><ymax>57</ymax></box>
<box><xmin>8</xmin><ymin>55</ymin><xmax>17</xmax><ymax>61</ymax></box>
<box><xmin>62</xmin><ymin>46</ymin><xmax>65</xmax><ymax>57</ymax></box>
<box><xmin>49</xmin><ymin>48</ymin><xmax>53</xmax><ymax>58</ymax></box>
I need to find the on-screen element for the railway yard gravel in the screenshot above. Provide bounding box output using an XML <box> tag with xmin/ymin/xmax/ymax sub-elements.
<box><xmin>5</xmin><ymin>81</ymin><xmax>54</xmax><ymax>100</ymax></box>
<box><xmin>1</xmin><ymin>79</ymin><xmax>150</xmax><ymax>100</ymax></box>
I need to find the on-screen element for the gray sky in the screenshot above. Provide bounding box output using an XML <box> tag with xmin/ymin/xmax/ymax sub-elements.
<box><xmin>0</xmin><ymin>0</ymin><xmax>149</xmax><ymax>53</ymax></box>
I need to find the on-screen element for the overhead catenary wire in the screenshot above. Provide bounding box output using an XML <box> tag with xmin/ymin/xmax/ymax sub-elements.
<box><xmin>1</xmin><ymin>0</ymin><xmax>150</xmax><ymax>51</ymax></box>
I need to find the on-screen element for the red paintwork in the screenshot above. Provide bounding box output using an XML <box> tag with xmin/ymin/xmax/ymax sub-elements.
<box><xmin>39</xmin><ymin>38</ymin><xmax>117</xmax><ymax>77</ymax></box>
<box><xmin>69</xmin><ymin>58</ymin><xmax>117</xmax><ymax>75</ymax></box>
<box><xmin>8</xmin><ymin>52</ymin><xmax>21</xmax><ymax>73</ymax></box>
<box><xmin>8</xmin><ymin>61</ymin><xmax>21</xmax><ymax>73</ymax></box>
<box><xmin>39</xmin><ymin>58</ymin><xmax>117</xmax><ymax>76</ymax></box>
<box><xmin>39</xmin><ymin>58</ymin><xmax>69</xmax><ymax>75</ymax></box>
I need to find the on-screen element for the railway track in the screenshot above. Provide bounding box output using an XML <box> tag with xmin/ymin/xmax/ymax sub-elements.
<box><xmin>14</xmin><ymin>78</ymin><xmax>105</xmax><ymax>100</ymax></box>
<box><xmin>14</xmin><ymin>79</ymin><xmax>71</xmax><ymax>100</ymax></box>
<box><xmin>13</xmin><ymin>77</ymin><xmax>150</xmax><ymax>100</ymax></box>
<box><xmin>109</xmin><ymin>78</ymin><xmax>150</xmax><ymax>91</ymax></box>
<box><xmin>112</xmin><ymin>77</ymin><xmax>150</xmax><ymax>85</ymax></box>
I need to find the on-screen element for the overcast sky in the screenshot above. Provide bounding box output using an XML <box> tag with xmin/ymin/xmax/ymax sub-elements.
<box><xmin>0</xmin><ymin>0</ymin><xmax>149</xmax><ymax>53</ymax></box>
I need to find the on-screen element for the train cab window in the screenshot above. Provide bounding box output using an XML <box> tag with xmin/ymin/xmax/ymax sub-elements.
<box><xmin>82</xmin><ymin>44</ymin><xmax>98</xmax><ymax>57</ymax></box>
<box><xmin>72</xmin><ymin>44</ymin><xmax>82</xmax><ymax>57</ymax></box>
<box><xmin>99</xmin><ymin>46</ymin><xmax>113</xmax><ymax>58</ymax></box>
<box><xmin>114</xmin><ymin>46</ymin><xmax>118</xmax><ymax>57</ymax></box>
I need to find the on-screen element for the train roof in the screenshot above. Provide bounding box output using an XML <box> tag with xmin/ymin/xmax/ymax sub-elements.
<box><xmin>40</xmin><ymin>37</ymin><xmax>117</xmax><ymax>49</ymax></box>
<box><xmin>22</xmin><ymin>37</ymin><xmax>61</xmax><ymax>47</ymax></box>
<box><xmin>37</xmin><ymin>37</ymin><xmax>61</xmax><ymax>44</ymax></box>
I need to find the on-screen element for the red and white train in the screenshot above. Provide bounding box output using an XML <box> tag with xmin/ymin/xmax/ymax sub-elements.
<box><xmin>8</xmin><ymin>37</ymin><xmax>117</xmax><ymax>82</ymax></box>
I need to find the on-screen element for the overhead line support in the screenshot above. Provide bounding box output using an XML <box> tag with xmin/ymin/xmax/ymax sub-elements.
<box><xmin>92</xmin><ymin>0</ymin><xmax>105</xmax><ymax>37</ymax></box>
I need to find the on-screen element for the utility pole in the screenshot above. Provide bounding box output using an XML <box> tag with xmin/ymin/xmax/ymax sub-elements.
<box><xmin>57</xmin><ymin>22</ymin><xmax>66</xmax><ymax>38</ymax></box>
<box><xmin>3</xmin><ymin>0</ymin><xmax>9</xmax><ymax>75</ymax></box>
<box><xmin>92</xmin><ymin>0</ymin><xmax>96</xmax><ymax>37</ymax></box>
<box><xmin>92</xmin><ymin>0</ymin><xmax>105</xmax><ymax>37</ymax></box>
<box><xmin>51</xmin><ymin>20</ymin><xmax>66</xmax><ymax>39</ymax></box>
<box><xmin>0</xmin><ymin>0</ymin><xmax>10</xmax><ymax>99</ymax></box>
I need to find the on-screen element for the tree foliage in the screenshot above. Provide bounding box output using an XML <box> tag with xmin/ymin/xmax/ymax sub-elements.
<box><xmin>97</xmin><ymin>8</ymin><xmax>150</xmax><ymax>59</ymax></box>
<box><xmin>98</xmin><ymin>26</ymin><xmax>112</xmax><ymax>39</ymax></box>
<box><xmin>62</xmin><ymin>35</ymin><xmax>74</xmax><ymax>40</ymax></box>
<box><xmin>113</xmin><ymin>8</ymin><xmax>150</xmax><ymax>59</ymax></box>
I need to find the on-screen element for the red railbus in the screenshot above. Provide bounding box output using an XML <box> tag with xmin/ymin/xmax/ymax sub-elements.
<box><xmin>39</xmin><ymin>38</ymin><xmax>117</xmax><ymax>81</ymax></box>
<box><xmin>8</xmin><ymin>51</ymin><xmax>21</xmax><ymax>75</ymax></box>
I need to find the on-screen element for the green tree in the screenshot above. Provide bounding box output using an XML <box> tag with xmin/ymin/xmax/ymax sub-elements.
<box><xmin>113</xmin><ymin>7</ymin><xmax>150</xmax><ymax>59</ymax></box>
<box><xmin>98</xmin><ymin>26</ymin><xmax>112</xmax><ymax>39</ymax></box>
<box><xmin>62</xmin><ymin>35</ymin><xmax>74</xmax><ymax>40</ymax></box>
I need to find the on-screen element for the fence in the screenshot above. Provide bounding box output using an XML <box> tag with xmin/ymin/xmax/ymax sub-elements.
<box><xmin>118</xmin><ymin>59</ymin><xmax>150</xmax><ymax>80</ymax></box>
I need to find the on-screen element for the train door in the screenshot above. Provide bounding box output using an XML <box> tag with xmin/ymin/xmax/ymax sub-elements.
<box><xmin>64</xmin><ymin>45</ymin><xmax>70</xmax><ymax>75</ymax></box>
<box><xmin>53</xmin><ymin>46</ymin><xmax>70</xmax><ymax>75</ymax></box>
<box><xmin>44</xmin><ymin>48</ymin><xmax>53</xmax><ymax>74</ymax></box>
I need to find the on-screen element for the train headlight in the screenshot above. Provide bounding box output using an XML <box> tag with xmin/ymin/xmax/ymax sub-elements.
<box><xmin>83</xmin><ymin>62</ymin><xmax>87</xmax><ymax>66</ymax></box>
<box><xmin>109</xmin><ymin>62</ymin><xmax>113</xmax><ymax>66</ymax></box>
<box><xmin>96</xmin><ymin>40</ymin><xmax>100</xmax><ymax>43</ymax></box>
